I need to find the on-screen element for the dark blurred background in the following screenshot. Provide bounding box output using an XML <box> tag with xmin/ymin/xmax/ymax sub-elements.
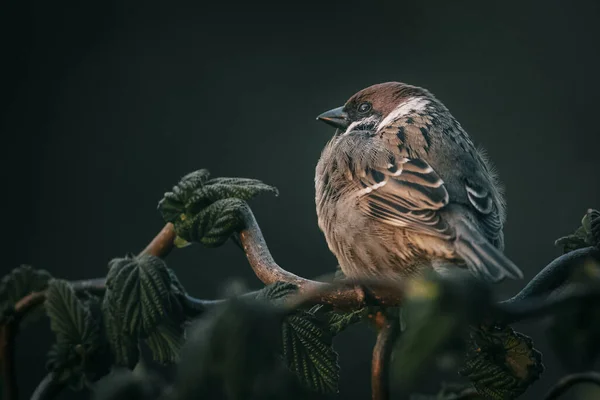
<box><xmin>2</xmin><ymin>0</ymin><xmax>599</xmax><ymax>398</ymax></box>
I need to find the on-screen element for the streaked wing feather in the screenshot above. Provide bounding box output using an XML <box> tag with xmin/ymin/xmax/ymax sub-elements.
<box><xmin>356</xmin><ymin>157</ymin><xmax>452</xmax><ymax>239</ymax></box>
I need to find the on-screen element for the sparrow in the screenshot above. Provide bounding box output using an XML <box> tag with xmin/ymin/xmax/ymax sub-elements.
<box><xmin>315</xmin><ymin>82</ymin><xmax>523</xmax><ymax>282</ymax></box>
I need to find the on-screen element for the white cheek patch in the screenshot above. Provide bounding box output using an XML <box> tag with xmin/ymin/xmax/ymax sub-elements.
<box><xmin>377</xmin><ymin>97</ymin><xmax>430</xmax><ymax>131</ymax></box>
<box><xmin>343</xmin><ymin>115</ymin><xmax>380</xmax><ymax>135</ymax></box>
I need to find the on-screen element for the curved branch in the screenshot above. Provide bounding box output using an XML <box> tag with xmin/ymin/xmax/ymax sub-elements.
<box><xmin>238</xmin><ymin>205</ymin><xmax>404</xmax><ymax>310</ymax></box>
<box><xmin>30</xmin><ymin>374</ymin><xmax>65</xmax><ymax>400</ymax></box>
<box><xmin>502</xmin><ymin>246</ymin><xmax>599</xmax><ymax>305</ymax></box>
<box><xmin>371</xmin><ymin>313</ymin><xmax>400</xmax><ymax>400</ymax></box>
<box><xmin>140</xmin><ymin>222</ymin><xmax>177</xmax><ymax>258</ymax></box>
<box><xmin>495</xmin><ymin>285</ymin><xmax>600</xmax><ymax>324</ymax></box>
<box><xmin>545</xmin><ymin>371</ymin><xmax>600</xmax><ymax>400</ymax></box>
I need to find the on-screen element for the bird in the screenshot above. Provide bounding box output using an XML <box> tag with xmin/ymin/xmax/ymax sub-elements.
<box><xmin>315</xmin><ymin>82</ymin><xmax>523</xmax><ymax>283</ymax></box>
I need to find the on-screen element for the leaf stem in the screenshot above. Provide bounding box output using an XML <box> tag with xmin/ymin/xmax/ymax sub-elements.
<box><xmin>544</xmin><ymin>371</ymin><xmax>600</xmax><ymax>399</ymax></box>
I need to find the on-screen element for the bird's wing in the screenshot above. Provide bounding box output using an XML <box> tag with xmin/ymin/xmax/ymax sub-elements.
<box><xmin>354</xmin><ymin>155</ymin><xmax>453</xmax><ymax>240</ymax></box>
<box><xmin>464</xmin><ymin>178</ymin><xmax>504</xmax><ymax>247</ymax></box>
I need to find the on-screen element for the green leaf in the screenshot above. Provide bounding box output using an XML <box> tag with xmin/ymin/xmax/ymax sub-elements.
<box><xmin>460</xmin><ymin>325</ymin><xmax>543</xmax><ymax>400</ymax></box>
<box><xmin>158</xmin><ymin>169</ymin><xmax>278</xmax><ymax>248</ymax></box>
<box><xmin>176</xmin><ymin>198</ymin><xmax>248</xmax><ymax>248</ymax></box>
<box><xmin>102</xmin><ymin>302</ymin><xmax>139</xmax><ymax>369</ymax></box>
<box><xmin>282</xmin><ymin>311</ymin><xmax>340</xmax><ymax>394</ymax></box>
<box><xmin>256</xmin><ymin>281</ymin><xmax>298</xmax><ymax>303</ymax></box>
<box><xmin>105</xmin><ymin>254</ymin><xmax>173</xmax><ymax>337</ymax></box>
<box><xmin>158</xmin><ymin>170</ymin><xmax>211</xmax><ymax>222</ymax></box>
<box><xmin>555</xmin><ymin>209</ymin><xmax>600</xmax><ymax>253</ymax></box>
<box><xmin>255</xmin><ymin>282</ymin><xmax>341</xmax><ymax>394</ymax></box>
<box><xmin>45</xmin><ymin>280</ymin><xmax>99</xmax><ymax>346</ymax></box>
<box><xmin>309</xmin><ymin>304</ymin><xmax>366</xmax><ymax>335</ymax></box>
<box><xmin>45</xmin><ymin>280</ymin><xmax>103</xmax><ymax>389</ymax></box>
<box><xmin>324</xmin><ymin>308</ymin><xmax>366</xmax><ymax>335</ymax></box>
<box><xmin>0</xmin><ymin>265</ymin><xmax>52</xmax><ymax>325</ymax></box>
<box><xmin>145</xmin><ymin>322</ymin><xmax>185</xmax><ymax>364</ymax></box>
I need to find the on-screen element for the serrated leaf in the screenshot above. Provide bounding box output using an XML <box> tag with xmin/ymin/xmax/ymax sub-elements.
<box><xmin>460</xmin><ymin>325</ymin><xmax>543</xmax><ymax>400</ymax></box>
<box><xmin>45</xmin><ymin>280</ymin><xmax>104</xmax><ymax>389</ymax></box>
<box><xmin>555</xmin><ymin>209</ymin><xmax>600</xmax><ymax>253</ymax></box>
<box><xmin>325</xmin><ymin>308</ymin><xmax>366</xmax><ymax>335</ymax></box>
<box><xmin>45</xmin><ymin>280</ymin><xmax>98</xmax><ymax>346</ymax></box>
<box><xmin>0</xmin><ymin>265</ymin><xmax>52</xmax><ymax>325</ymax></box>
<box><xmin>158</xmin><ymin>169</ymin><xmax>277</xmax><ymax>222</ymax></box>
<box><xmin>282</xmin><ymin>311</ymin><xmax>340</xmax><ymax>394</ymax></box>
<box><xmin>145</xmin><ymin>322</ymin><xmax>185</xmax><ymax>364</ymax></box>
<box><xmin>176</xmin><ymin>198</ymin><xmax>248</xmax><ymax>247</ymax></box>
<box><xmin>102</xmin><ymin>302</ymin><xmax>139</xmax><ymax>369</ymax></box>
<box><xmin>105</xmin><ymin>254</ymin><xmax>172</xmax><ymax>337</ymax></box>
<box><xmin>256</xmin><ymin>282</ymin><xmax>298</xmax><ymax>302</ymax></box>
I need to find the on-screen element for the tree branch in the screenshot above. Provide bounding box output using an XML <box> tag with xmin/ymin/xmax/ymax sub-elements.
<box><xmin>238</xmin><ymin>205</ymin><xmax>404</xmax><ymax>310</ymax></box>
<box><xmin>502</xmin><ymin>246</ymin><xmax>599</xmax><ymax>305</ymax></box>
<box><xmin>371</xmin><ymin>312</ymin><xmax>400</xmax><ymax>400</ymax></box>
<box><xmin>544</xmin><ymin>371</ymin><xmax>600</xmax><ymax>400</ymax></box>
<box><xmin>30</xmin><ymin>374</ymin><xmax>65</xmax><ymax>400</ymax></box>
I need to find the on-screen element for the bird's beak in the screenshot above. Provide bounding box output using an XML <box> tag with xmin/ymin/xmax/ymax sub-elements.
<box><xmin>316</xmin><ymin>106</ymin><xmax>349</xmax><ymax>130</ymax></box>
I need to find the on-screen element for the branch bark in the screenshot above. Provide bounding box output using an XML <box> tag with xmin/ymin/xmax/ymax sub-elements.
<box><xmin>544</xmin><ymin>371</ymin><xmax>600</xmax><ymax>400</ymax></box>
<box><xmin>371</xmin><ymin>312</ymin><xmax>400</xmax><ymax>400</ymax></box>
<box><xmin>238</xmin><ymin>205</ymin><xmax>404</xmax><ymax>310</ymax></box>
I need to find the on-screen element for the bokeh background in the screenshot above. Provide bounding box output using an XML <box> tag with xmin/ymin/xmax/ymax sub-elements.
<box><xmin>2</xmin><ymin>0</ymin><xmax>599</xmax><ymax>398</ymax></box>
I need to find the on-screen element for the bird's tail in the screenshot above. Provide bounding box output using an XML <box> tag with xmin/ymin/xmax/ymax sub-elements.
<box><xmin>453</xmin><ymin>217</ymin><xmax>523</xmax><ymax>283</ymax></box>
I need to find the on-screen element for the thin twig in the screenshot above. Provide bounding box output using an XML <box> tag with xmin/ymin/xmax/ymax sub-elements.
<box><xmin>544</xmin><ymin>371</ymin><xmax>600</xmax><ymax>399</ymax></box>
<box><xmin>371</xmin><ymin>312</ymin><xmax>400</xmax><ymax>400</ymax></box>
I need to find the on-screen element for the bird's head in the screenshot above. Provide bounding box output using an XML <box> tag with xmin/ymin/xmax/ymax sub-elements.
<box><xmin>317</xmin><ymin>82</ymin><xmax>432</xmax><ymax>133</ymax></box>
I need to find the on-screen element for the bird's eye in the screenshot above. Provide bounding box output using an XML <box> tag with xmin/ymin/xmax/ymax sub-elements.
<box><xmin>357</xmin><ymin>102</ymin><xmax>372</xmax><ymax>114</ymax></box>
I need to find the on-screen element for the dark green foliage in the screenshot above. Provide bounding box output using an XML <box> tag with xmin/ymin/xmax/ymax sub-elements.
<box><xmin>391</xmin><ymin>272</ymin><xmax>492</xmax><ymax>394</ymax></box>
<box><xmin>7</xmin><ymin>167</ymin><xmax>598</xmax><ymax>400</ymax></box>
<box><xmin>555</xmin><ymin>209</ymin><xmax>600</xmax><ymax>252</ymax></box>
<box><xmin>145</xmin><ymin>322</ymin><xmax>185</xmax><ymax>364</ymax></box>
<box><xmin>255</xmin><ymin>281</ymin><xmax>297</xmax><ymax>303</ymax></box>
<box><xmin>45</xmin><ymin>280</ymin><xmax>110</xmax><ymax>389</ymax></box>
<box><xmin>282</xmin><ymin>312</ymin><xmax>340</xmax><ymax>394</ymax></box>
<box><xmin>322</xmin><ymin>307</ymin><xmax>367</xmax><ymax>335</ymax></box>
<box><xmin>460</xmin><ymin>325</ymin><xmax>543</xmax><ymax>400</ymax></box>
<box><xmin>176</xmin><ymin>198</ymin><xmax>250</xmax><ymax>247</ymax></box>
<box><xmin>310</xmin><ymin>303</ymin><xmax>367</xmax><ymax>335</ymax></box>
<box><xmin>103</xmin><ymin>254</ymin><xmax>187</xmax><ymax>367</ymax></box>
<box><xmin>0</xmin><ymin>265</ymin><xmax>51</xmax><ymax>325</ymax></box>
<box><xmin>170</xmin><ymin>298</ymin><xmax>302</xmax><ymax>400</ymax></box>
<box><xmin>102</xmin><ymin>304</ymin><xmax>139</xmax><ymax>369</ymax></box>
<box><xmin>158</xmin><ymin>169</ymin><xmax>278</xmax><ymax>248</ymax></box>
<box><xmin>256</xmin><ymin>282</ymin><xmax>341</xmax><ymax>394</ymax></box>
<box><xmin>105</xmin><ymin>255</ymin><xmax>172</xmax><ymax>337</ymax></box>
